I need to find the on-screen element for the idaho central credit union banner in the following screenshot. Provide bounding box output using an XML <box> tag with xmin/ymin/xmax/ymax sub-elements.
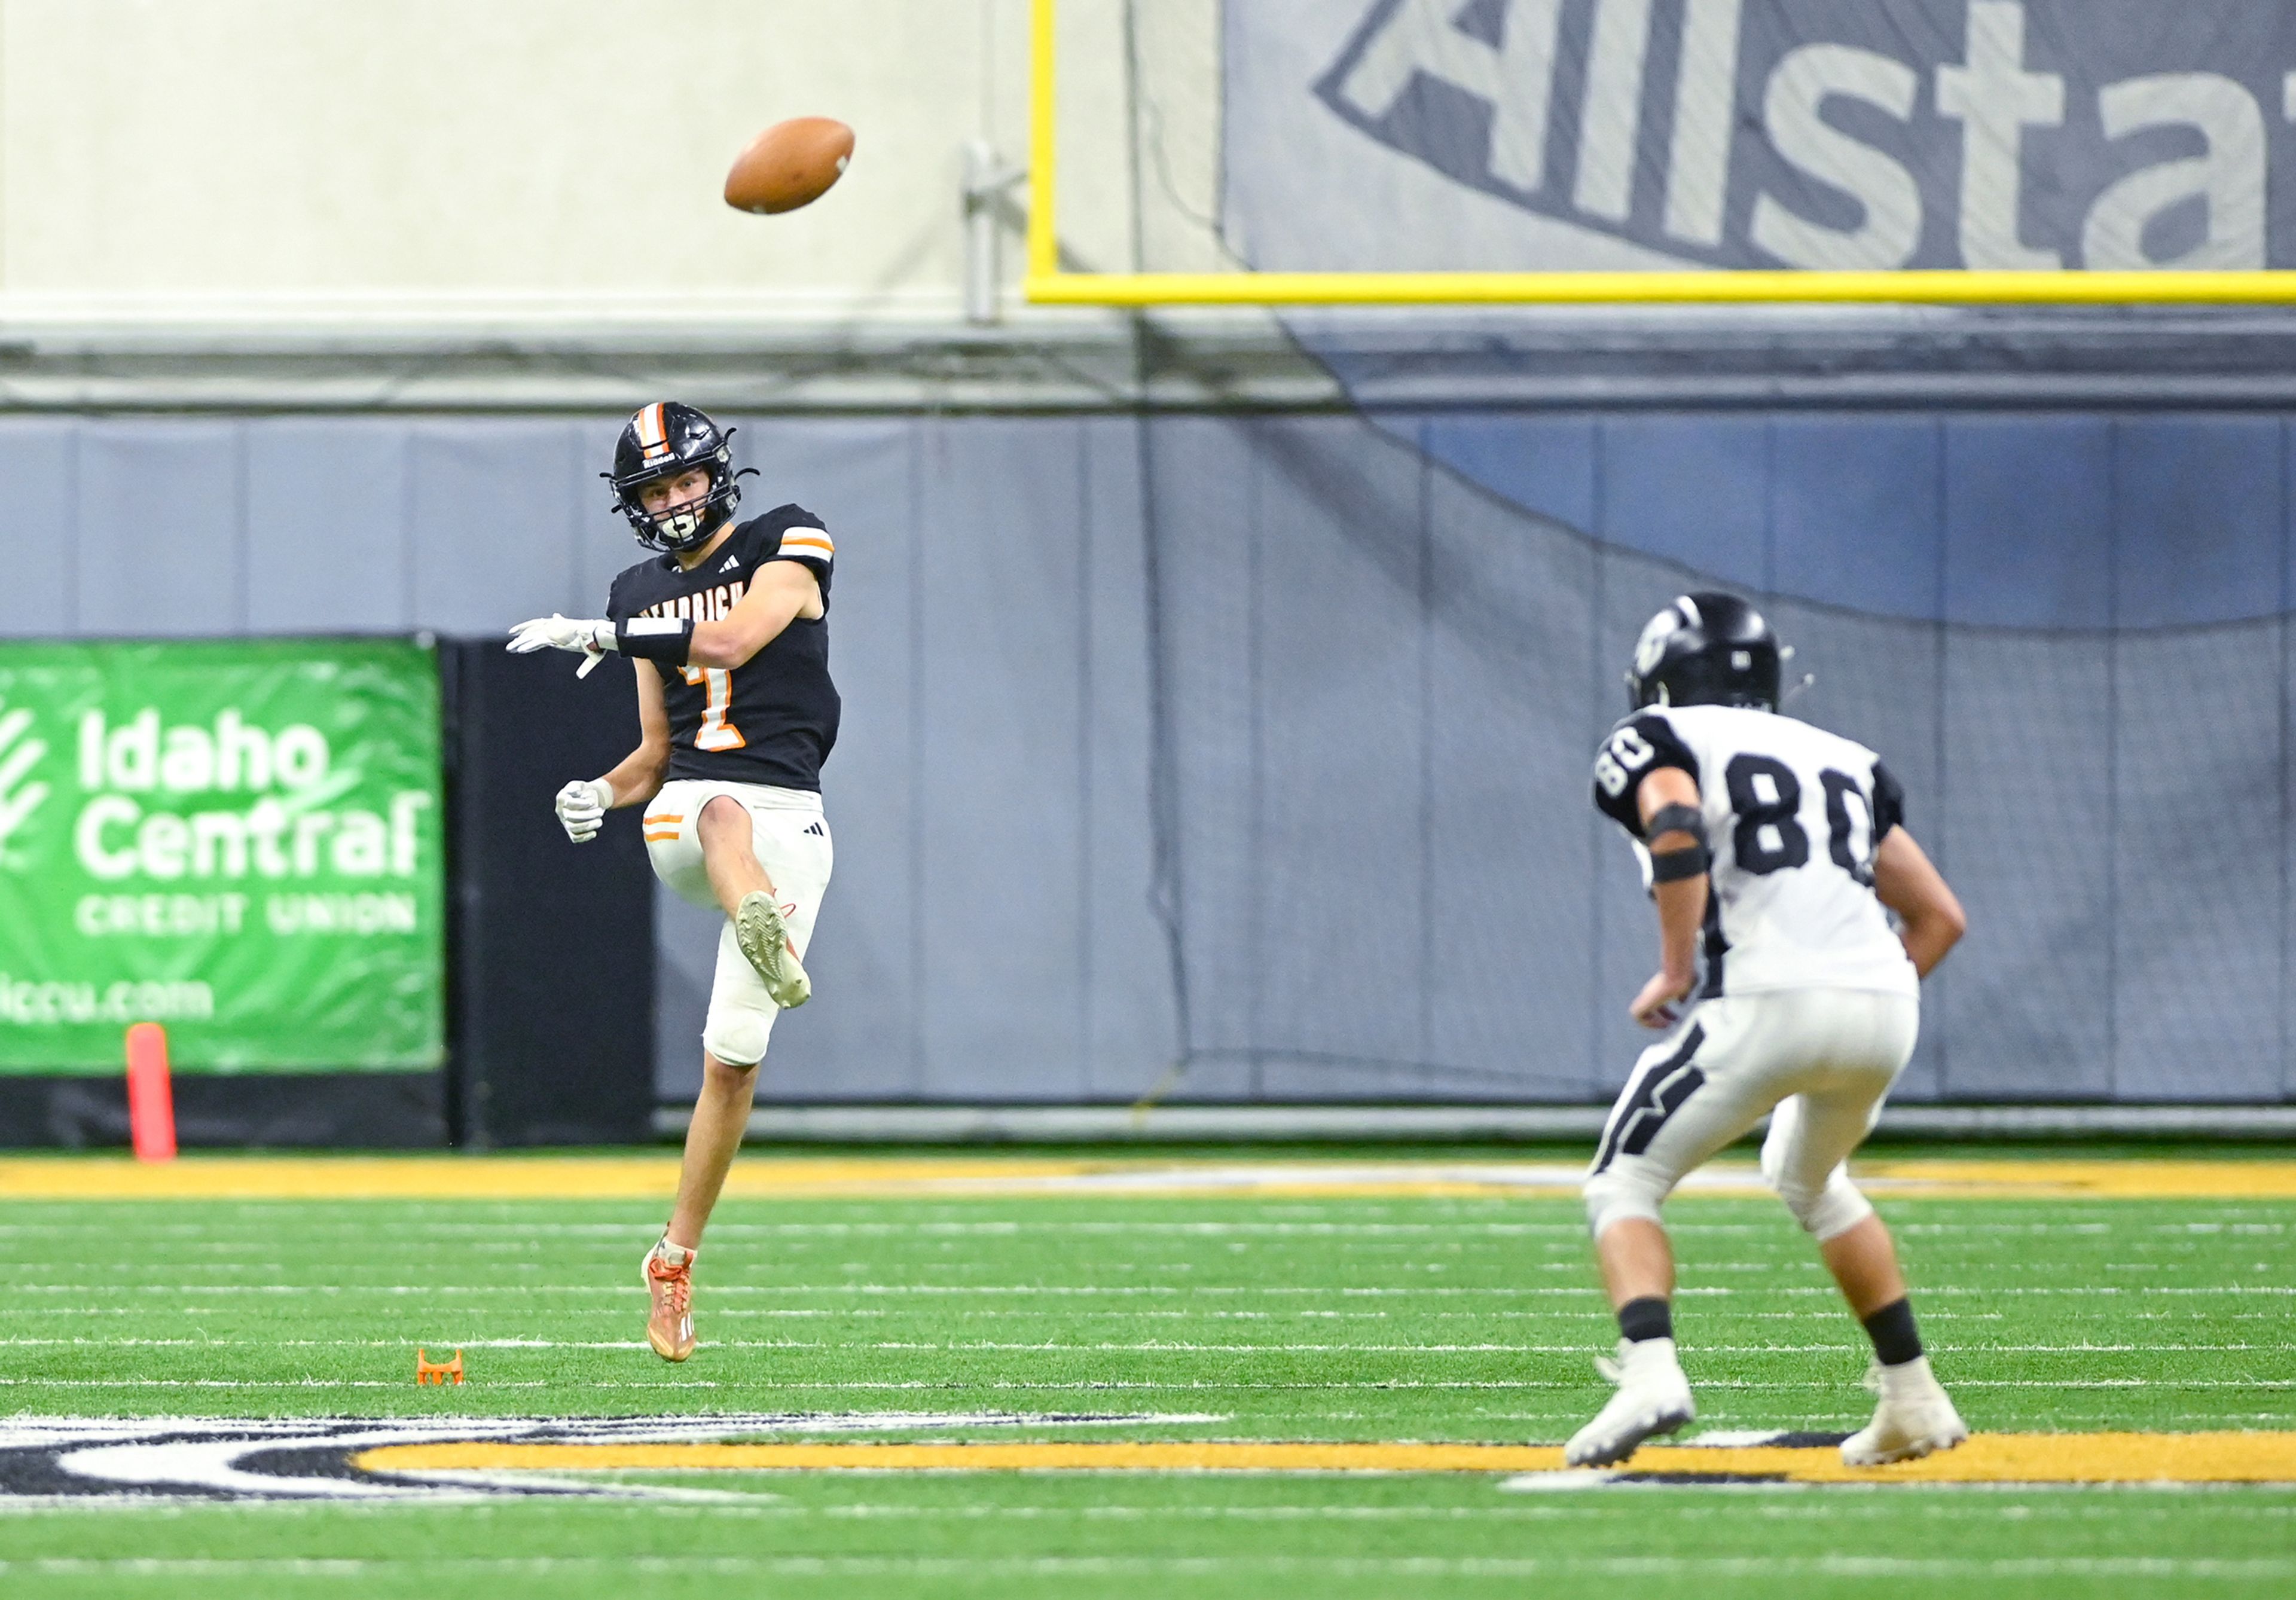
<box><xmin>1225</xmin><ymin>2</ymin><xmax>2296</xmax><ymax>273</ymax></box>
<box><xmin>0</xmin><ymin>639</ymin><xmax>444</xmax><ymax>1073</ymax></box>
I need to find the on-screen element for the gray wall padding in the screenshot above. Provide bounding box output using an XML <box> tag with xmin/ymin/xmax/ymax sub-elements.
<box><xmin>1141</xmin><ymin>413</ymin><xmax>2294</xmax><ymax>1106</ymax></box>
<box><xmin>4</xmin><ymin>408</ymin><xmax>2286</xmax><ymax>1105</ymax></box>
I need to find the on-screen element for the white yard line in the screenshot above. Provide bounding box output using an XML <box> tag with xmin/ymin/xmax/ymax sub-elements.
<box><xmin>1</xmin><ymin>1376</ymin><xmax>2282</xmax><ymax>1390</ymax></box>
<box><xmin>0</xmin><ymin>1332</ymin><xmax>2271</xmax><ymax>1357</ymax></box>
<box><xmin>2</xmin><ymin>1556</ymin><xmax>2290</xmax><ymax>1578</ymax></box>
<box><xmin>8</xmin><ymin>1282</ymin><xmax>2290</xmax><ymax>1296</ymax></box>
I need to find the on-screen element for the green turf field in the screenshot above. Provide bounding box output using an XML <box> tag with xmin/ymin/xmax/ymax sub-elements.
<box><xmin>0</xmin><ymin>1151</ymin><xmax>2290</xmax><ymax>1599</ymax></box>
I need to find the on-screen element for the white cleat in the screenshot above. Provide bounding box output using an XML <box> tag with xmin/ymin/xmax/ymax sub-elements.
<box><xmin>1842</xmin><ymin>1356</ymin><xmax>1969</xmax><ymax>1465</ymax></box>
<box><xmin>735</xmin><ymin>890</ymin><xmax>810</xmax><ymax>1009</ymax></box>
<box><xmin>1565</xmin><ymin>1338</ymin><xmax>1696</xmax><ymax>1467</ymax></box>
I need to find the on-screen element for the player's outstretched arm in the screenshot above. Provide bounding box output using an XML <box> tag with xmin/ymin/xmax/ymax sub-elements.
<box><xmin>1873</xmin><ymin>827</ymin><xmax>1967</xmax><ymax>979</ymax></box>
<box><xmin>1630</xmin><ymin>767</ymin><xmax>1709</xmax><ymax>1029</ymax></box>
<box><xmin>506</xmin><ymin>613</ymin><xmax>615</xmax><ymax>676</ymax></box>
<box><xmin>688</xmin><ymin>562</ymin><xmax>823</xmax><ymax>671</ymax></box>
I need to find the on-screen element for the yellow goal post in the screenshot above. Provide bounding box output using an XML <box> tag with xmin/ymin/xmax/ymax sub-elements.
<box><xmin>1023</xmin><ymin>0</ymin><xmax>2296</xmax><ymax>308</ymax></box>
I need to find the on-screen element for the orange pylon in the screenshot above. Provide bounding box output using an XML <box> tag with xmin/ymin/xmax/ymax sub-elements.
<box><xmin>124</xmin><ymin>1024</ymin><xmax>177</xmax><ymax>1162</ymax></box>
<box><xmin>414</xmin><ymin>1348</ymin><xmax>464</xmax><ymax>1385</ymax></box>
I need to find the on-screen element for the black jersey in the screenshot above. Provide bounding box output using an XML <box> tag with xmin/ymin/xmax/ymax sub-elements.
<box><xmin>606</xmin><ymin>504</ymin><xmax>840</xmax><ymax>790</ymax></box>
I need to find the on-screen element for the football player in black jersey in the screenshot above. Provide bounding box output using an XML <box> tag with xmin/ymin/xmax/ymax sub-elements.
<box><xmin>508</xmin><ymin>401</ymin><xmax>839</xmax><ymax>1362</ymax></box>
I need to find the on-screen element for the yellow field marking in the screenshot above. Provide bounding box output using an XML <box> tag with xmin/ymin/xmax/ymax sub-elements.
<box><xmin>1859</xmin><ymin>1161</ymin><xmax>2296</xmax><ymax>1200</ymax></box>
<box><xmin>357</xmin><ymin>1432</ymin><xmax>2296</xmax><ymax>1484</ymax></box>
<box><xmin>1</xmin><ymin>1156</ymin><xmax>2292</xmax><ymax>1202</ymax></box>
<box><xmin>0</xmin><ymin>1157</ymin><xmax>1079</xmax><ymax>1201</ymax></box>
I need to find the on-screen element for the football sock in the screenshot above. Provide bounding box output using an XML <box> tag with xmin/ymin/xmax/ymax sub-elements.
<box><xmin>652</xmin><ymin>1238</ymin><xmax>697</xmax><ymax>1268</ymax></box>
<box><xmin>1617</xmin><ymin>1296</ymin><xmax>1674</xmax><ymax>1344</ymax></box>
<box><xmin>1861</xmin><ymin>1297</ymin><xmax>1923</xmax><ymax>1367</ymax></box>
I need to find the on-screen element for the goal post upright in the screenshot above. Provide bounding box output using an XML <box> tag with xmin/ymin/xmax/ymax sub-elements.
<box><xmin>1022</xmin><ymin>0</ymin><xmax>2296</xmax><ymax>309</ymax></box>
<box><xmin>1027</xmin><ymin>0</ymin><xmax>1061</xmax><ymax>286</ymax></box>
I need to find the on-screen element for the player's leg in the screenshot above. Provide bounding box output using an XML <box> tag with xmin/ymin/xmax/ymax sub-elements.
<box><xmin>1758</xmin><ymin>993</ymin><xmax>1965</xmax><ymax>1464</ymax></box>
<box><xmin>642</xmin><ymin>798</ymin><xmax>833</xmax><ymax>1361</ymax></box>
<box><xmin>1818</xmin><ymin>1212</ymin><xmax>1905</xmax><ymax>1316</ymax></box>
<box><xmin>643</xmin><ymin>924</ymin><xmax>778</xmax><ymax>1361</ymax></box>
<box><xmin>698</xmin><ymin>793</ymin><xmax>810</xmax><ymax>1007</ymax></box>
<box><xmin>635</xmin><ymin>783</ymin><xmax>774</xmax><ymax>1360</ymax></box>
<box><xmin>668</xmin><ymin>1049</ymin><xmax>764</xmax><ymax>1251</ymax></box>
<box><xmin>697</xmin><ymin>792</ymin><xmax>775</xmax><ymax>911</ymax></box>
<box><xmin>1570</xmin><ymin>1001</ymin><xmax>1782</xmax><ymax>1467</ymax></box>
<box><xmin>645</xmin><ymin>1049</ymin><xmax>757</xmax><ymax>1363</ymax></box>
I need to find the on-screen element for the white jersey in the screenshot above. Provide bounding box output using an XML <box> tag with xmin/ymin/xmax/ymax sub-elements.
<box><xmin>1592</xmin><ymin>704</ymin><xmax>1917</xmax><ymax>1001</ymax></box>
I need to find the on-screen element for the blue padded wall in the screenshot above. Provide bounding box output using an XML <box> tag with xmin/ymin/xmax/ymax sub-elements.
<box><xmin>5</xmin><ymin>407</ymin><xmax>2288</xmax><ymax>1104</ymax></box>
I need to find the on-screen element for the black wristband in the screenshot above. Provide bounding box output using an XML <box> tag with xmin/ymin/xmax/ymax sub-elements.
<box><xmin>1649</xmin><ymin>844</ymin><xmax>1711</xmax><ymax>884</ymax></box>
<box><xmin>616</xmin><ymin>616</ymin><xmax>694</xmax><ymax>665</ymax></box>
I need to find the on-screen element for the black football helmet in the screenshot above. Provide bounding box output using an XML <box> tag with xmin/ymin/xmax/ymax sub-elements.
<box><xmin>604</xmin><ymin>401</ymin><xmax>753</xmax><ymax>552</ymax></box>
<box><xmin>1626</xmin><ymin>592</ymin><xmax>1785</xmax><ymax>712</ymax></box>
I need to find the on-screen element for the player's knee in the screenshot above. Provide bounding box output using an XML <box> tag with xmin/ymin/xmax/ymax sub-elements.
<box><xmin>1583</xmin><ymin>1165</ymin><xmax>1667</xmax><ymax>1239</ymax></box>
<box><xmin>702</xmin><ymin>1009</ymin><xmax>772</xmax><ymax>1069</ymax></box>
<box><xmin>698</xmin><ymin>794</ymin><xmax>750</xmax><ymax>842</ymax></box>
<box><xmin>701</xmin><ymin>1049</ymin><xmax>758</xmax><ymax>1082</ymax></box>
<box><xmin>1772</xmin><ymin>1166</ymin><xmax>1873</xmax><ymax>1240</ymax></box>
<box><xmin>1758</xmin><ymin>1122</ymin><xmax>1791</xmax><ymax>1191</ymax></box>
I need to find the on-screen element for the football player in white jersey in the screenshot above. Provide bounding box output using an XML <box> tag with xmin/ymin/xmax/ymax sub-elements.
<box><xmin>1567</xmin><ymin>593</ymin><xmax>1970</xmax><ymax>1470</ymax></box>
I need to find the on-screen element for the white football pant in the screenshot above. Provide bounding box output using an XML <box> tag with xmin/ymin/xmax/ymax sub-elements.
<box><xmin>642</xmin><ymin>779</ymin><xmax>833</xmax><ymax>1068</ymax></box>
<box><xmin>1583</xmin><ymin>988</ymin><xmax>1919</xmax><ymax>1241</ymax></box>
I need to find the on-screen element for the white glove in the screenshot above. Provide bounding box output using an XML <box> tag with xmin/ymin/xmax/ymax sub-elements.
<box><xmin>555</xmin><ymin>778</ymin><xmax>613</xmax><ymax>844</ymax></box>
<box><xmin>508</xmin><ymin>615</ymin><xmax>616</xmax><ymax>679</ymax></box>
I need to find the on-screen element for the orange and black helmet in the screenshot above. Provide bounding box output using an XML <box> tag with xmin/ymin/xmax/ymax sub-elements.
<box><xmin>604</xmin><ymin>401</ymin><xmax>753</xmax><ymax>552</ymax></box>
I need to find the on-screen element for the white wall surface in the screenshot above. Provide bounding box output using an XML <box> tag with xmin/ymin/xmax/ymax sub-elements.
<box><xmin>0</xmin><ymin>0</ymin><xmax>1216</xmax><ymax>326</ymax></box>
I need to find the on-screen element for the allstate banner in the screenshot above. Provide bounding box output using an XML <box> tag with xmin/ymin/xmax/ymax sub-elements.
<box><xmin>0</xmin><ymin>639</ymin><xmax>444</xmax><ymax>1073</ymax></box>
<box><xmin>1229</xmin><ymin>1</ymin><xmax>2296</xmax><ymax>272</ymax></box>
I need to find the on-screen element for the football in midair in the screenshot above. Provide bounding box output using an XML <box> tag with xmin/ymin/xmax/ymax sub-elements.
<box><xmin>723</xmin><ymin>117</ymin><xmax>854</xmax><ymax>215</ymax></box>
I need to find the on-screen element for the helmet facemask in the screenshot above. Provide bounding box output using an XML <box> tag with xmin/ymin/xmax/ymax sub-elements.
<box><xmin>616</xmin><ymin>452</ymin><xmax>742</xmax><ymax>553</ymax></box>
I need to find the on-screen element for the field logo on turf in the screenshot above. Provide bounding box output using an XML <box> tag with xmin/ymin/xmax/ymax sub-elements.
<box><xmin>0</xmin><ymin>1413</ymin><xmax>1221</xmax><ymax>1504</ymax></box>
<box><xmin>5</xmin><ymin>1419</ymin><xmax>2289</xmax><ymax>1500</ymax></box>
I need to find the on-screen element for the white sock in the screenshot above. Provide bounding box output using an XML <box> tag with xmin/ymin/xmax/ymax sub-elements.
<box><xmin>1621</xmin><ymin>1336</ymin><xmax>1680</xmax><ymax>1369</ymax></box>
<box><xmin>1877</xmin><ymin>1354</ymin><xmax>1937</xmax><ymax>1393</ymax></box>
<box><xmin>651</xmin><ymin>1238</ymin><xmax>695</xmax><ymax>1268</ymax></box>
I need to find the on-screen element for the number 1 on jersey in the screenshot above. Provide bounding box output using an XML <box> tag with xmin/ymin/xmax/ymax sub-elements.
<box><xmin>680</xmin><ymin>665</ymin><xmax>747</xmax><ymax>750</ymax></box>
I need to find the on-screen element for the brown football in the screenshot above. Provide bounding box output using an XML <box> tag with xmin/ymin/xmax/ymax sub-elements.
<box><xmin>723</xmin><ymin>117</ymin><xmax>854</xmax><ymax>215</ymax></box>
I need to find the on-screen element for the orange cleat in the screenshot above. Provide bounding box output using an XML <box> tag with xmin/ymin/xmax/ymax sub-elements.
<box><xmin>642</xmin><ymin>1244</ymin><xmax>698</xmax><ymax>1362</ymax></box>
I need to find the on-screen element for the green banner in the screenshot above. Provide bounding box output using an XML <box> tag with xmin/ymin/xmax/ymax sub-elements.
<box><xmin>0</xmin><ymin>639</ymin><xmax>444</xmax><ymax>1074</ymax></box>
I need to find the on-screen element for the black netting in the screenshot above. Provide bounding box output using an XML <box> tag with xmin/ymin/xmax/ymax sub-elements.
<box><xmin>1137</xmin><ymin>409</ymin><xmax>2292</xmax><ymax>1103</ymax></box>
